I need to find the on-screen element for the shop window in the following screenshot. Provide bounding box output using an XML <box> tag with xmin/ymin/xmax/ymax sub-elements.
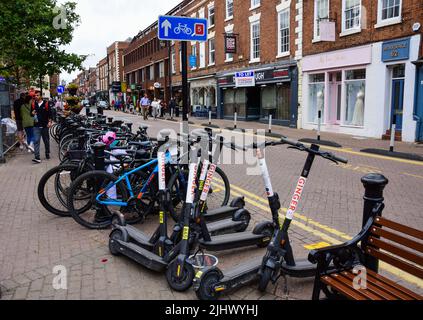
<box><xmin>261</xmin><ymin>85</ymin><xmax>290</xmax><ymax>121</ymax></box>
<box><xmin>224</xmin><ymin>88</ymin><xmax>246</xmax><ymax>117</ymax></box>
<box><xmin>344</xmin><ymin>69</ymin><xmax>366</xmax><ymax>126</ymax></box>
<box><xmin>308</xmin><ymin>73</ymin><xmax>325</xmax><ymax>123</ymax></box>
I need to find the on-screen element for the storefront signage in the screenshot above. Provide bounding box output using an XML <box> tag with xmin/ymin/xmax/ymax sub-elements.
<box><xmin>382</xmin><ymin>38</ymin><xmax>410</xmax><ymax>62</ymax></box>
<box><xmin>219</xmin><ymin>68</ymin><xmax>291</xmax><ymax>87</ymax></box>
<box><xmin>154</xmin><ymin>82</ymin><xmax>161</xmax><ymax>89</ymax></box>
<box><xmin>225</xmin><ymin>35</ymin><xmax>237</xmax><ymax>54</ymax></box>
<box><xmin>235</xmin><ymin>71</ymin><xmax>255</xmax><ymax>87</ymax></box>
<box><xmin>111</xmin><ymin>81</ymin><xmax>121</xmax><ymax>93</ymax></box>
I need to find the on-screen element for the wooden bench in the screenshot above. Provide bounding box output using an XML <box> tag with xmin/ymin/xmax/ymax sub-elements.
<box><xmin>309</xmin><ymin>203</ymin><xmax>423</xmax><ymax>300</ymax></box>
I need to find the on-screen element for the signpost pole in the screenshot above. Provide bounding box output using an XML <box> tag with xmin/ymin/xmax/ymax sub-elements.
<box><xmin>182</xmin><ymin>41</ymin><xmax>189</xmax><ymax>122</ymax></box>
<box><xmin>234</xmin><ymin>112</ymin><xmax>238</xmax><ymax>130</ymax></box>
<box><xmin>390</xmin><ymin>114</ymin><xmax>397</xmax><ymax>153</ymax></box>
<box><xmin>317</xmin><ymin>110</ymin><xmax>322</xmax><ymax>141</ymax></box>
<box><xmin>269</xmin><ymin>114</ymin><xmax>273</xmax><ymax>134</ymax></box>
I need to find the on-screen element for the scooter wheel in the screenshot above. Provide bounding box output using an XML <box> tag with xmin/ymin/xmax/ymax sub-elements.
<box><xmin>166</xmin><ymin>262</ymin><xmax>195</xmax><ymax>292</ymax></box>
<box><xmin>195</xmin><ymin>271</ymin><xmax>222</xmax><ymax>301</ymax></box>
<box><xmin>234</xmin><ymin>210</ymin><xmax>251</xmax><ymax>233</ymax></box>
<box><xmin>258</xmin><ymin>266</ymin><xmax>273</xmax><ymax>292</ymax></box>
<box><xmin>109</xmin><ymin>230</ymin><xmax>124</xmax><ymax>256</ymax></box>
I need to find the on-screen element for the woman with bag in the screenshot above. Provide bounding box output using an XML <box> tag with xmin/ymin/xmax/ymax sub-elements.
<box><xmin>21</xmin><ymin>94</ymin><xmax>35</xmax><ymax>153</ymax></box>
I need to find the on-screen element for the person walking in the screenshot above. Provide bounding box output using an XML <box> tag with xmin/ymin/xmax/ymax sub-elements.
<box><xmin>140</xmin><ymin>94</ymin><xmax>150</xmax><ymax>121</ymax></box>
<box><xmin>13</xmin><ymin>93</ymin><xmax>26</xmax><ymax>150</ymax></box>
<box><xmin>21</xmin><ymin>94</ymin><xmax>35</xmax><ymax>153</ymax></box>
<box><xmin>32</xmin><ymin>91</ymin><xmax>53</xmax><ymax>163</ymax></box>
<box><xmin>169</xmin><ymin>98</ymin><xmax>176</xmax><ymax>119</ymax></box>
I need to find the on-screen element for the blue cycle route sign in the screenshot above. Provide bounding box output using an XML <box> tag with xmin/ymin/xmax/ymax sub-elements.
<box><xmin>158</xmin><ymin>16</ymin><xmax>208</xmax><ymax>42</ymax></box>
<box><xmin>57</xmin><ymin>85</ymin><xmax>65</xmax><ymax>94</ymax></box>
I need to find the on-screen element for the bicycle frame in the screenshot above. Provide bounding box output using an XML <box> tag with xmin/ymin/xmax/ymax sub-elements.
<box><xmin>96</xmin><ymin>151</ymin><xmax>173</xmax><ymax>207</ymax></box>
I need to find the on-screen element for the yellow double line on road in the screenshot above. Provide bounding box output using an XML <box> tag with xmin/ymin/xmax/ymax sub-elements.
<box><xmin>212</xmin><ymin>178</ymin><xmax>423</xmax><ymax>288</ymax></box>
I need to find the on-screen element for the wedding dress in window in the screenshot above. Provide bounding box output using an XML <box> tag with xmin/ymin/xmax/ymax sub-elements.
<box><xmin>352</xmin><ymin>89</ymin><xmax>365</xmax><ymax>126</ymax></box>
<box><xmin>315</xmin><ymin>90</ymin><xmax>324</xmax><ymax>123</ymax></box>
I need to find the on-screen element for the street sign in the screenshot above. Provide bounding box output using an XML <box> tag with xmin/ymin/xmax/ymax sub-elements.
<box><xmin>189</xmin><ymin>55</ymin><xmax>197</xmax><ymax>68</ymax></box>
<box><xmin>235</xmin><ymin>71</ymin><xmax>255</xmax><ymax>87</ymax></box>
<box><xmin>158</xmin><ymin>15</ymin><xmax>208</xmax><ymax>42</ymax></box>
<box><xmin>57</xmin><ymin>85</ymin><xmax>65</xmax><ymax>94</ymax></box>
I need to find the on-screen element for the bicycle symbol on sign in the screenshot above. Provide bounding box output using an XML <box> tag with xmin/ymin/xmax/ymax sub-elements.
<box><xmin>174</xmin><ymin>23</ymin><xmax>193</xmax><ymax>36</ymax></box>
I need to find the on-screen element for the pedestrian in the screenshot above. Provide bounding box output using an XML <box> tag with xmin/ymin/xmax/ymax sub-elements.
<box><xmin>21</xmin><ymin>94</ymin><xmax>35</xmax><ymax>153</ymax></box>
<box><xmin>140</xmin><ymin>94</ymin><xmax>150</xmax><ymax>121</ymax></box>
<box><xmin>13</xmin><ymin>93</ymin><xmax>26</xmax><ymax>150</ymax></box>
<box><xmin>176</xmin><ymin>99</ymin><xmax>182</xmax><ymax>118</ymax></box>
<box><xmin>169</xmin><ymin>98</ymin><xmax>176</xmax><ymax>119</ymax></box>
<box><xmin>32</xmin><ymin>90</ymin><xmax>53</xmax><ymax>163</ymax></box>
<box><xmin>151</xmin><ymin>98</ymin><xmax>161</xmax><ymax>120</ymax></box>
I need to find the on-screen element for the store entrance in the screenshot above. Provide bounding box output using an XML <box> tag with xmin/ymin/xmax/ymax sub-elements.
<box><xmin>328</xmin><ymin>72</ymin><xmax>342</xmax><ymax>125</ymax></box>
<box><xmin>246</xmin><ymin>87</ymin><xmax>261</xmax><ymax>120</ymax></box>
<box><xmin>390</xmin><ymin>65</ymin><xmax>405</xmax><ymax>131</ymax></box>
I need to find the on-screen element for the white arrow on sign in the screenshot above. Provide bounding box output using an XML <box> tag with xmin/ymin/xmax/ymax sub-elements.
<box><xmin>161</xmin><ymin>19</ymin><xmax>172</xmax><ymax>37</ymax></box>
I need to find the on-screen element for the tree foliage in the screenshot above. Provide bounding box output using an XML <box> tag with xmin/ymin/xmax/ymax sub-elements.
<box><xmin>0</xmin><ymin>0</ymin><xmax>86</xmax><ymax>89</ymax></box>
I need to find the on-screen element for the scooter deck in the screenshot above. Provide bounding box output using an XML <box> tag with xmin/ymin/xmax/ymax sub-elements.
<box><xmin>222</xmin><ymin>256</ymin><xmax>262</xmax><ymax>281</ymax></box>
<box><xmin>116</xmin><ymin>240</ymin><xmax>168</xmax><ymax>272</ymax></box>
<box><xmin>281</xmin><ymin>259</ymin><xmax>317</xmax><ymax>278</ymax></box>
<box><xmin>207</xmin><ymin>218</ymin><xmax>245</xmax><ymax>234</ymax></box>
<box><xmin>125</xmin><ymin>225</ymin><xmax>154</xmax><ymax>250</ymax></box>
<box><xmin>203</xmin><ymin>206</ymin><xmax>239</xmax><ymax>222</ymax></box>
<box><xmin>199</xmin><ymin>232</ymin><xmax>265</xmax><ymax>251</ymax></box>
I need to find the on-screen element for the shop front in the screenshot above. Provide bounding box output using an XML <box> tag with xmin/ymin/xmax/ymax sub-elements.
<box><xmin>217</xmin><ymin>62</ymin><xmax>298</xmax><ymax>127</ymax></box>
<box><xmin>189</xmin><ymin>75</ymin><xmax>217</xmax><ymax>116</ymax></box>
<box><xmin>413</xmin><ymin>57</ymin><xmax>423</xmax><ymax>142</ymax></box>
<box><xmin>302</xmin><ymin>35</ymin><xmax>421</xmax><ymax>142</ymax></box>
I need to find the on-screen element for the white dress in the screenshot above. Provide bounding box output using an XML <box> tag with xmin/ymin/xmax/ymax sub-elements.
<box><xmin>352</xmin><ymin>90</ymin><xmax>365</xmax><ymax>126</ymax></box>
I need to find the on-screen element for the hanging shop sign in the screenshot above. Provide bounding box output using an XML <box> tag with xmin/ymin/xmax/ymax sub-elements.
<box><xmin>225</xmin><ymin>34</ymin><xmax>237</xmax><ymax>54</ymax></box>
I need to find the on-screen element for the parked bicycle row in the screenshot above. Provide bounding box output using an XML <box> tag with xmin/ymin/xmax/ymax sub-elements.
<box><xmin>37</xmin><ymin>112</ymin><xmax>423</xmax><ymax>300</ymax></box>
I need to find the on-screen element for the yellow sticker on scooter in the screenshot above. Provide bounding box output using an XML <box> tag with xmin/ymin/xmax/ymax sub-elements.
<box><xmin>195</xmin><ymin>271</ymin><xmax>203</xmax><ymax>279</ymax></box>
<box><xmin>183</xmin><ymin>226</ymin><xmax>190</xmax><ymax>240</ymax></box>
<box><xmin>159</xmin><ymin>211</ymin><xmax>164</xmax><ymax>224</ymax></box>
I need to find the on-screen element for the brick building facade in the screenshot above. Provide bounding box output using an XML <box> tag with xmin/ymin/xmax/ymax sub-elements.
<box><xmin>301</xmin><ymin>0</ymin><xmax>422</xmax><ymax>142</ymax></box>
<box><xmin>108</xmin><ymin>41</ymin><xmax>130</xmax><ymax>102</ymax></box>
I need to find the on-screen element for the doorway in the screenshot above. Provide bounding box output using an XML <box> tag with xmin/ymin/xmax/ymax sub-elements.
<box><xmin>328</xmin><ymin>71</ymin><xmax>342</xmax><ymax>125</ymax></box>
<box><xmin>391</xmin><ymin>65</ymin><xmax>405</xmax><ymax>131</ymax></box>
<box><xmin>246</xmin><ymin>86</ymin><xmax>261</xmax><ymax>120</ymax></box>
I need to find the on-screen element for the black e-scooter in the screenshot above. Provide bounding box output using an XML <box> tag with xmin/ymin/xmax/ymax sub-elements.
<box><xmin>109</xmin><ymin>147</ymin><xmax>199</xmax><ymax>291</ymax></box>
<box><xmin>193</xmin><ymin>137</ymin><xmax>347</xmax><ymax>300</ymax></box>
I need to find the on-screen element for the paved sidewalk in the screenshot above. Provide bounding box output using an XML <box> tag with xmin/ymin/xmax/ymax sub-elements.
<box><xmin>0</xmin><ymin>113</ymin><xmax>421</xmax><ymax>300</ymax></box>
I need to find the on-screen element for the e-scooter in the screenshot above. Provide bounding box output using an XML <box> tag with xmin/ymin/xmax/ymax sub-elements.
<box><xmin>193</xmin><ymin>137</ymin><xmax>347</xmax><ymax>300</ymax></box>
<box><xmin>109</xmin><ymin>146</ymin><xmax>199</xmax><ymax>291</ymax></box>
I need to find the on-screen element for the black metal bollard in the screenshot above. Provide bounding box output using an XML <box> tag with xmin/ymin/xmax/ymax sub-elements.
<box><xmin>76</xmin><ymin>127</ymin><xmax>86</xmax><ymax>150</ymax></box>
<box><xmin>92</xmin><ymin>142</ymin><xmax>106</xmax><ymax>171</ymax></box>
<box><xmin>361</xmin><ymin>173</ymin><xmax>389</xmax><ymax>272</ymax></box>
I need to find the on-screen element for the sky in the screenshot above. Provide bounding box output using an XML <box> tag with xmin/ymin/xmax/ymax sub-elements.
<box><xmin>59</xmin><ymin>0</ymin><xmax>182</xmax><ymax>84</ymax></box>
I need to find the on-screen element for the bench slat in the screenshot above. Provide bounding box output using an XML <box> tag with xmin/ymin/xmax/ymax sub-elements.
<box><xmin>366</xmin><ymin>269</ymin><xmax>423</xmax><ymax>300</ymax></box>
<box><xmin>366</xmin><ymin>247</ymin><xmax>423</xmax><ymax>279</ymax></box>
<box><xmin>332</xmin><ymin>273</ymin><xmax>383</xmax><ymax>300</ymax></box>
<box><xmin>368</xmin><ymin>237</ymin><xmax>423</xmax><ymax>266</ymax></box>
<box><xmin>371</xmin><ymin>226</ymin><xmax>423</xmax><ymax>253</ymax></box>
<box><xmin>321</xmin><ymin>275</ymin><xmax>367</xmax><ymax>300</ymax></box>
<box><xmin>375</xmin><ymin>217</ymin><xmax>423</xmax><ymax>240</ymax></box>
<box><xmin>340</xmin><ymin>271</ymin><xmax>399</xmax><ymax>300</ymax></box>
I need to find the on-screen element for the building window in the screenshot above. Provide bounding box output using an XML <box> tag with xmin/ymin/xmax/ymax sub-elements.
<box><xmin>314</xmin><ymin>0</ymin><xmax>329</xmax><ymax>40</ymax></box>
<box><xmin>226</xmin><ymin>0</ymin><xmax>234</xmax><ymax>20</ymax></box>
<box><xmin>149</xmin><ymin>65</ymin><xmax>154</xmax><ymax>80</ymax></box>
<box><xmin>250</xmin><ymin>21</ymin><xmax>260</xmax><ymax>62</ymax></box>
<box><xmin>343</xmin><ymin>0</ymin><xmax>361</xmax><ymax>31</ymax></box>
<box><xmin>344</xmin><ymin>69</ymin><xmax>366</xmax><ymax>126</ymax></box>
<box><xmin>377</xmin><ymin>0</ymin><xmax>402</xmax><ymax>25</ymax></box>
<box><xmin>179</xmin><ymin>47</ymin><xmax>182</xmax><ymax>72</ymax></box>
<box><xmin>141</xmin><ymin>69</ymin><xmax>145</xmax><ymax>82</ymax></box>
<box><xmin>251</xmin><ymin>0</ymin><xmax>260</xmax><ymax>9</ymax></box>
<box><xmin>209</xmin><ymin>39</ymin><xmax>215</xmax><ymax>65</ymax></box>
<box><xmin>159</xmin><ymin>61</ymin><xmax>165</xmax><ymax>78</ymax></box>
<box><xmin>191</xmin><ymin>45</ymin><xmax>197</xmax><ymax>69</ymax></box>
<box><xmin>278</xmin><ymin>9</ymin><xmax>290</xmax><ymax>55</ymax></box>
<box><xmin>208</xmin><ymin>5</ymin><xmax>215</xmax><ymax>28</ymax></box>
<box><xmin>308</xmin><ymin>73</ymin><xmax>325</xmax><ymax>123</ymax></box>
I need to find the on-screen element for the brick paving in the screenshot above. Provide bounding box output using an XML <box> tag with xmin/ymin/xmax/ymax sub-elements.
<box><xmin>0</xmin><ymin>111</ymin><xmax>422</xmax><ymax>300</ymax></box>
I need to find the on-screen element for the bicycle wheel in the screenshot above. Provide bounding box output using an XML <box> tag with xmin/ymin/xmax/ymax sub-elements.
<box><xmin>38</xmin><ymin>163</ymin><xmax>87</xmax><ymax>217</ymax></box>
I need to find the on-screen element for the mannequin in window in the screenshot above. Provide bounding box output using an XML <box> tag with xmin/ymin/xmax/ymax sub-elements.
<box><xmin>316</xmin><ymin>90</ymin><xmax>324</xmax><ymax>123</ymax></box>
<box><xmin>352</xmin><ymin>88</ymin><xmax>365</xmax><ymax>126</ymax></box>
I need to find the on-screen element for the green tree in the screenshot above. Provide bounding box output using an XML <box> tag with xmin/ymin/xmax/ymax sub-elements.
<box><xmin>0</xmin><ymin>0</ymin><xmax>86</xmax><ymax>93</ymax></box>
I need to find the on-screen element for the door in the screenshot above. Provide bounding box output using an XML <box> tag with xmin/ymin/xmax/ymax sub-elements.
<box><xmin>246</xmin><ymin>87</ymin><xmax>261</xmax><ymax>120</ymax></box>
<box><xmin>328</xmin><ymin>72</ymin><xmax>342</xmax><ymax>125</ymax></box>
<box><xmin>416</xmin><ymin>66</ymin><xmax>423</xmax><ymax>141</ymax></box>
<box><xmin>391</xmin><ymin>79</ymin><xmax>404</xmax><ymax>130</ymax></box>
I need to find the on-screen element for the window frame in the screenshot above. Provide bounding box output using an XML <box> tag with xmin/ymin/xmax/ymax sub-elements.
<box><xmin>250</xmin><ymin>21</ymin><xmax>261</xmax><ymax>63</ymax></box>
<box><xmin>226</xmin><ymin>0</ymin><xmax>234</xmax><ymax>21</ymax></box>
<box><xmin>250</xmin><ymin>0</ymin><xmax>261</xmax><ymax>10</ymax></box>
<box><xmin>208</xmin><ymin>5</ymin><xmax>215</xmax><ymax>28</ymax></box>
<box><xmin>208</xmin><ymin>38</ymin><xmax>216</xmax><ymax>66</ymax></box>
<box><xmin>313</xmin><ymin>0</ymin><xmax>330</xmax><ymax>42</ymax></box>
<box><xmin>277</xmin><ymin>8</ymin><xmax>290</xmax><ymax>57</ymax></box>
<box><xmin>341</xmin><ymin>0</ymin><xmax>362</xmax><ymax>35</ymax></box>
<box><xmin>376</xmin><ymin>0</ymin><xmax>402</xmax><ymax>28</ymax></box>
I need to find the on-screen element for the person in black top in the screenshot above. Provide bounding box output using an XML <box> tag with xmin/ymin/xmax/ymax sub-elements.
<box><xmin>13</xmin><ymin>93</ymin><xmax>25</xmax><ymax>150</ymax></box>
<box><xmin>32</xmin><ymin>91</ymin><xmax>53</xmax><ymax>163</ymax></box>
